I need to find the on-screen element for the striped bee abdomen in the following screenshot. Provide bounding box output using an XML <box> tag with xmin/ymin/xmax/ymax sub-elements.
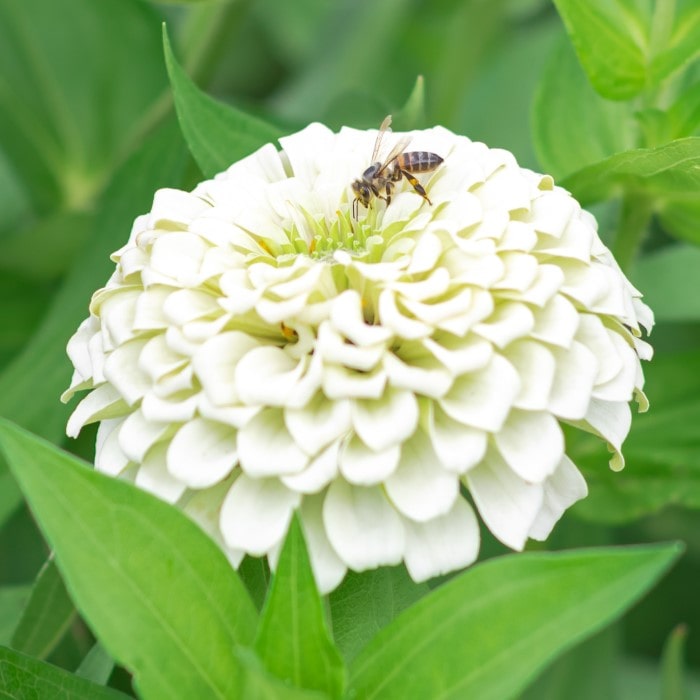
<box><xmin>395</xmin><ymin>151</ymin><xmax>443</xmax><ymax>173</ymax></box>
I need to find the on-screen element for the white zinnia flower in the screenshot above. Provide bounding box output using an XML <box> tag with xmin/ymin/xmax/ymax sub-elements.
<box><xmin>63</xmin><ymin>121</ymin><xmax>653</xmax><ymax>593</ymax></box>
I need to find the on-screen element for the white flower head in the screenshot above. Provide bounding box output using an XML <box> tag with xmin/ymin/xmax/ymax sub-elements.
<box><xmin>64</xmin><ymin>120</ymin><xmax>653</xmax><ymax>593</ymax></box>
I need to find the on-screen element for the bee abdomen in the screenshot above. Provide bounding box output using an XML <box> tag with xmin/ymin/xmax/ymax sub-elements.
<box><xmin>396</xmin><ymin>151</ymin><xmax>443</xmax><ymax>173</ymax></box>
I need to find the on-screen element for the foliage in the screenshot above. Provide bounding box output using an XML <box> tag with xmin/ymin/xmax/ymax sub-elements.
<box><xmin>0</xmin><ymin>0</ymin><xmax>699</xmax><ymax>697</ymax></box>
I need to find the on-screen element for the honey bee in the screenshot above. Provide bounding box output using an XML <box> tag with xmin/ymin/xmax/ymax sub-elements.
<box><xmin>351</xmin><ymin>115</ymin><xmax>443</xmax><ymax>218</ymax></box>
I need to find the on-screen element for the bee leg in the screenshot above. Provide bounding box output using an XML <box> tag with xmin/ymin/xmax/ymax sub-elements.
<box><xmin>385</xmin><ymin>181</ymin><xmax>392</xmax><ymax>206</ymax></box>
<box><xmin>400</xmin><ymin>169</ymin><xmax>433</xmax><ymax>206</ymax></box>
<box><xmin>352</xmin><ymin>198</ymin><xmax>358</xmax><ymax>219</ymax></box>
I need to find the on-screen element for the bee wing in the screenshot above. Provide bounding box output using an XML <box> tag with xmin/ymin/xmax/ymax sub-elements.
<box><xmin>376</xmin><ymin>134</ymin><xmax>413</xmax><ymax>176</ymax></box>
<box><xmin>370</xmin><ymin>115</ymin><xmax>393</xmax><ymax>164</ymax></box>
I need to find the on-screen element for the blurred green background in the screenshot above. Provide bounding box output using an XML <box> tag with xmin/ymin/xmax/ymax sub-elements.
<box><xmin>1</xmin><ymin>0</ymin><xmax>699</xmax><ymax>696</ymax></box>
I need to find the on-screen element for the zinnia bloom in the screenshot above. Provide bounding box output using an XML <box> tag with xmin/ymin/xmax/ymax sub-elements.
<box><xmin>63</xmin><ymin>121</ymin><xmax>653</xmax><ymax>592</ymax></box>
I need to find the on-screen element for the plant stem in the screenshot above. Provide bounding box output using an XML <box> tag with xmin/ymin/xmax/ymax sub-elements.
<box><xmin>612</xmin><ymin>193</ymin><xmax>653</xmax><ymax>272</ymax></box>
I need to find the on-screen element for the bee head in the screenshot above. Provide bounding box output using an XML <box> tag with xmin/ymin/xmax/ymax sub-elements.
<box><xmin>352</xmin><ymin>179</ymin><xmax>372</xmax><ymax>207</ymax></box>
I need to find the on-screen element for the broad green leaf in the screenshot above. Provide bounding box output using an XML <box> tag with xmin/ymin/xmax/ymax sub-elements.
<box><xmin>0</xmin><ymin>419</ymin><xmax>258</xmax><ymax>700</ymax></box>
<box><xmin>630</xmin><ymin>245</ymin><xmax>700</xmax><ymax>321</ymax></box>
<box><xmin>0</xmin><ymin>586</ymin><xmax>30</xmax><ymax>646</ymax></box>
<box><xmin>661</xmin><ymin>625</ymin><xmax>691</xmax><ymax>700</ymax></box>
<box><xmin>391</xmin><ymin>76</ymin><xmax>427</xmax><ymax>132</ymax></box>
<box><xmin>0</xmin><ymin>211</ymin><xmax>93</xmax><ymax>281</ymax></box>
<box><xmin>254</xmin><ymin>516</ymin><xmax>345</xmax><ymax>699</ymax></box>
<box><xmin>0</xmin><ymin>270</ymin><xmax>52</xmax><ymax>367</ymax></box>
<box><xmin>238</xmin><ymin>556</ymin><xmax>271</xmax><ymax>611</ymax></box>
<box><xmin>348</xmin><ymin>544</ymin><xmax>680</xmax><ymax>700</ymax></box>
<box><xmin>553</xmin><ymin>0</ymin><xmax>700</xmax><ymax>101</ymax></box>
<box><xmin>658</xmin><ymin>199</ymin><xmax>700</xmax><ymax>245</ymax></box>
<box><xmin>551</xmin><ymin>0</ymin><xmax>649</xmax><ymax>100</ymax></box>
<box><xmin>11</xmin><ymin>559</ymin><xmax>75</xmax><ymax>659</ymax></box>
<box><xmin>76</xmin><ymin>643</ymin><xmax>114</xmax><ymax>686</ymax></box>
<box><xmin>163</xmin><ymin>25</ymin><xmax>282</xmax><ymax>179</ymax></box>
<box><xmin>532</xmin><ymin>37</ymin><xmax>635</xmax><ymax>179</ymax></box>
<box><xmin>0</xmin><ymin>645</ymin><xmax>128</xmax><ymax>699</ymax></box>
<box><xmin>0</xmin><ymin>121</ymin><xmax>187</xmax><ymax>526</ymax></box>
<box><xmin>328</xmin><ymin>566</ymin><xmax>428</xmax><ymax>663</ymax></box>
<box><xmin>560</xmin><ymin>137</ymin><xmax>700</xmax><ymax>205</ymax></box>
<box><xmin>650</xmin><ymin>1</ymin><xmax>700</xmax><ymax>89</ymax></box>
<box><xmin>0</xmin><ymin>0</ymin><xmax>166</xmax><ymax>215</ymax></box>
<box><xmin>236</xmin><ymin>648</ymin><xmax>329</xmax><ymax>700</ymax></box>
<box><xmin>520</xmin><ymin>627</ymin><xmax>619</xmax><ymax>699</ymax></box>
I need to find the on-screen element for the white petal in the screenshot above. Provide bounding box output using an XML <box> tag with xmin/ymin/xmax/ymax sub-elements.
<box><xmin>403</xmin><ymin>498</ymin><xmax>480</xmax><ymax>582</ymax></box>
<box><xmin>385</xmin><ymin>430</ymin><xmax>459</xmax><ymax>522</ymax></box>
<box><xmin>378</xmin><ymin>289</ymin><xmax>432</xmax><ymax>339</ymax></box>
<box><xmin>578</xmin><ymin>399</ymin><xmax>631</xmax><ymax>471</ymax></box>
<box><xmin>351</xmin><ymin>389</ymin><xmax>418</xmax><ymax>451</ymax></box>
<box><xmin>285</xmin><ymin>393</ymin><xmax>351</xmax><ymax>456</ymax></box>
<box><xmin>427</xmin><ymin>404</ymin><xmax>487</xmax><ymax>474</ymax></box>
<box><xmin>494</xmin><ymin>409</ymin><xmax>564</xmax><ymax>483</ymax></box>
<box><xmin>192</xmin><ymin>331</ymin><xmax>258</xmax><ymax>406</ymax></box>
<box><xmin>330</xmin><ymin>290</ymin><xmax>393</xmax><ymax>346</ymax></box>
<box><xmin>440</xmin><ymin>354</ymin><xmax>520</xmax><ymax>432</ymax></box>
<box><xmin>383</xmin><ymin>351</ymin><xmax>454</xmax><ymax>398</ymax></box>
<box><xmin>95</xmin><ymin>418</ymin><xmax>130</xmax><ymax>476</ymax></box>
<box><xmin>235</xmin><ymin>346</ymin><xmax>304</xmax><ymax>406</ymax></box>
<box><xmin>339</xmin><ymin>435</ymin><xmax>401</xmax><ymax>486</ymax></box>
<box><xmin>118</xmin><ymin>410</ymin><xmax>170</xmax><ymax>463</ymax></box>
<box><xmin>299</xmin><ymin>494</ymin><xmax>347</xmax><ymax>594</ymax></box>
<box><xmin>575</xmin><ymin>314</ymin><xmax>622</xmax><ymax>384</ymax></box>
<box><xmin>148</xmin><ymin>188</ymin><xmax>210</xmax><ymax>227</ymax></box>
<box><xmin>138</xmin><ymin>335</ymin><xmax>188</xmax><ymax>383</ymax></box>
<box><xmin>167</xmin><ymin>417</ymin><xmax>238</xmax><ymax>488</ymax></box>
<box><xmin>591</xmin><ymin>331</ymin><xmax>638</xmax><ymax>403</ymax></box>
<box><xmin>423</xmin><ymin>335</ymin><xmax>493</xmax><ymax>375</ymax></box>
<box><xmin>136</xmin><ymin>442</ymin><xmax>187</xmax><ymax>503</ymax></box>
<box><xmin>317</xmin><ymin>323</ymin><xmax>385</xmax><ymax>371</ymax></box>
<box><xmin>237</xmin><ymin>408</ymin><xmax>309</xmax><ymax>476</ymax></box>
<box><xmin>503</xmin><ymin>340</ymin><xmax>555</xmax><ymax>411</ymax></box>
<box><xmin>220</xmin><ymin>475</ymin><xmax>301</xmax><ymax>556</ymax></box>
<box><xmin>281</xmin><ymin>440</ymin><xmax>340</xmax><ymax>494</ymax></box>
<box><xmin>103</xmin><ymin>339</ymin><xmax>150</xmax><ymax>406</ymax></box>
<box><xmin>140</xmin><ymin>392</ymin><xmax>199</xmax><ymax>423</ymax></box>
<box><xmin>473</xmin><ymin>302</ymin><xmax>534</xmax><ymax>348</ymax></box>
<box><xmin>529</xmin><ymin>455</ymin><xmax>588</xmax><ymax>540</ymax></box>
<box><xmin>66</xmin><ymin>317</ymin><xmax>98</xmax><ymax>382</ymax></box>
<box><xmin>322</xmin><ymin>364</ymin><xmax>387</xmax><ymax>400</ymax></box>
<box><xmin>163</xmin><ymin>288</ymin><xmax>220</xmax><ymax>325</ymax></box>
<box><xmin>548</xmin><ymin>341</ymin><xmax>598</xmax><ymax>420</ymax></box>
<box><xmin>323</xmin><ymin>480</ymin><xmax>405</xmax><ymax>570</ymax></box>
<box><xmin>466</xmin><ymin>448</ymin><xmax>543</xmax><ymax>550</ymax></box>
<box><xmin>531</xmin><ymin>295</ymin><xmax>579</xmax><ymax>348</ymax></box>
<box><xmin>67</xmin><ymin>384</ymin><xmax>126</xmax><ymax>438</ymax></box>
<box><xmin>148</xmin><ymin>232</ymin><xmax>208</xmax><ymax>286</ymax></box>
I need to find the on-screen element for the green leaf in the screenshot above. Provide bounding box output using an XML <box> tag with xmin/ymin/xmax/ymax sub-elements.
<box><xmin>553</xmin><ymin>0</ymin><xmax>700</xmax><ymax>102</ymax></box>
<box><xmin>532</xmin><ymin>37</ymin><xmax>635</xmax><ymax>179</ymax></box>
<box><xmin>658</xmin><ymin>199</ymin><xmax>700</xmax><ymax>245</ymax></box>
<box><xmin>11</xmin><ymin>559</ymin><xmax>76</xmax><ymax>659</ymax></box>
<box><xmin>0</xmin><ymin>120</ymin><xmax>187</xmax><ymax>526</ymax></box>
<box><xmin>0</xmin><ymin>0</ymin><xmax>166</xmax><ymax>215</ymax></box>
<box><xmin>254</xmin><ymin>516</ymin><xmax>345</xmax><ymax>699</ymax></box>
<box><xmin>0</xmin><ymin>419</ymin><xmax>258</xmax><ymax>700</ymax></box>
<box><xmin>328</xmin><ymin>566</ymin><xmax>428</xmax><ymax>663</ymax></box>
<box><xmin>520</xmin><ymin>627</ymin><xmax>619</xmax><ymax>699</ymax></box>
<box><xmin>0</xmin><ymin>645</ymin><xmax>129</xmax><ymax>699</ymax></box>
<box><xmin>560</xmin><ymin>137</ymin><xmax>700</xmax><ymax>205</ymax></box>
<box><xmin>162</xmin><ymin>24</ymin><xmax>283</xmax><ymax>179</ymax></box>
<box><xmin>348</xmin><ymin>544</ymin><xmax>681</xmax><ymax>700</ymax></box>
<box><xmin>0</xmin><ymin>586</ymin><xmax>30</xmax><ymax>646</ymax></box>
<box><xmin>75</xmin><ymin>643</ymin><xmax>114</xmax><ymax>686</ymax></box>
<box><xmin>236</xmin><ymin>648</ymin><xmax>329</xmax><ymax>700</ymax></box>
<box><xmin>631</xmin><ymin>245</ymin><xmax>700</xmax><ymax>322</ymax></box>
<box><xmin>551</xmin><ymin>0</ymin><xmax>649</xmax><ymax>100</ymax></box>
<box><xmin>391</xmin><ymin>76</ymin><xmax>427</xmax><ymax>132</ymax></box>
<box><xmin>650</xmin><ymin>2</ymin><xmax>700</xmax><ymax>89</ymax></box>
<box><xmin>0</xmin><ymin>210</ymin><xmax>93</xmax><ymax>281</ymax></box>
<box><xmin>661</xmin><ymin>625</ymin><xmax>691</xmax><ymax>700</ymax></box>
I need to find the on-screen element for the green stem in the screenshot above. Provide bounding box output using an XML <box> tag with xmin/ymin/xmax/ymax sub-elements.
<box><xmin>612</xmin><ymin>193</ymin><xmax>653</xmax><ymax>272</ymax></box>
